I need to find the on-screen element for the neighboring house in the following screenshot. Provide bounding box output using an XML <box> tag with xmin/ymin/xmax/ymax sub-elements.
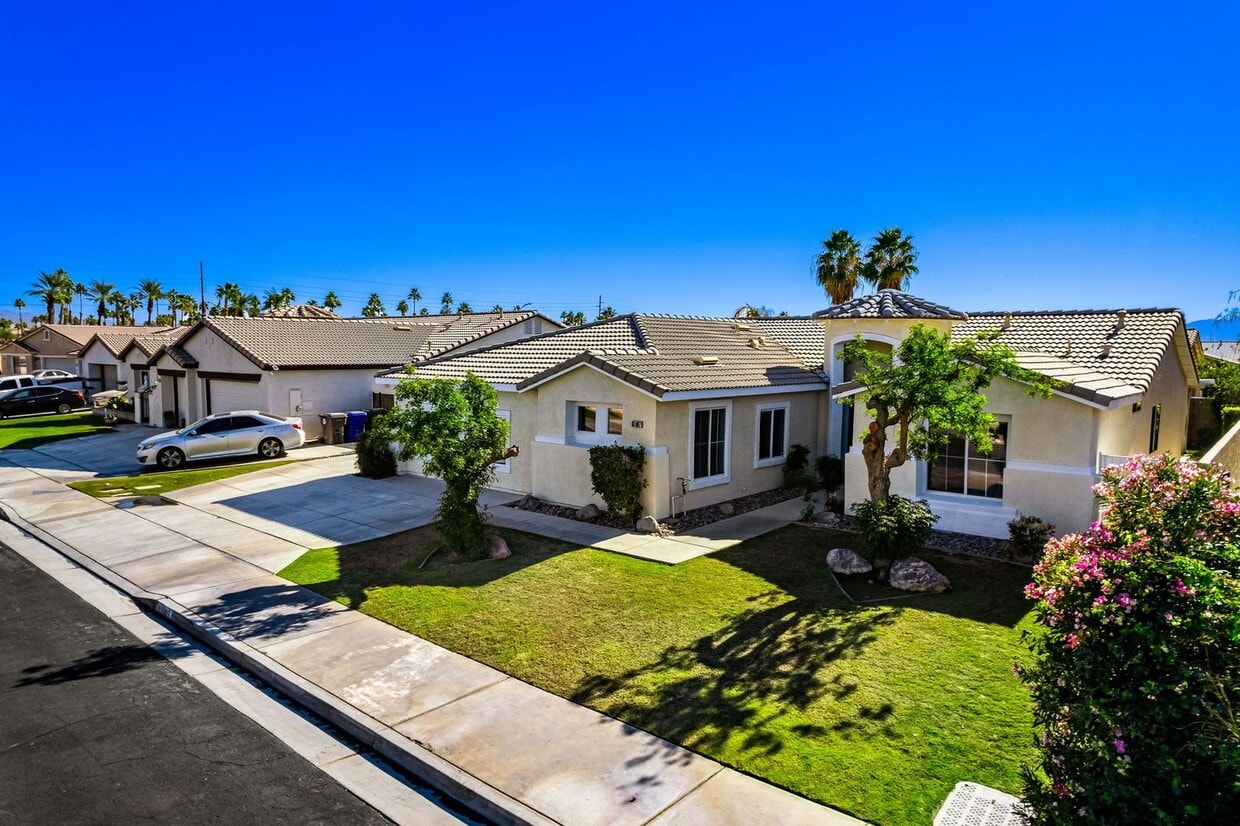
<box><xmin>1200</xmin><ymin>338</ymin><xmax>1240</xmax><ymax>363</ymax></box>
<box><xmin>80</xmin><ymin>329</ymin><xmax>183</xmax><ymax>391</ymax></box>
<box><xmin>128</xmin><ymin>311</ymin><xmax>560</xmax><ymax>437</ymax></box>
<box><xmin>818</xmin><ymin>292</ymin><xmax>1200</xmax><ymax>537</ymax></box>
<box><xmin>375</xmin><ymin>314</ymin><xmax>831</xmax><ymax>519</ymax></box>
<box><xmin>0</xmin><ymin>324</ymin><xmax>167</xmax><ymax>378</ymax></box>
<box><xmin>376</xmin><ymin>292</ymin><xmax>1201</xmax><ymax>538</ymax></box>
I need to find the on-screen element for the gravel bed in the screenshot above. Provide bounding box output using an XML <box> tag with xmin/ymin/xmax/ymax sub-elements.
<box><xmin>503</xmin><ymin>488</ymin><xmax>802</xmax><ymax>534</ymax></box>
<box><xmin>811</xmin><ymin>512</ymin><xmax>1012</xmax><ymax>561</ymax></box>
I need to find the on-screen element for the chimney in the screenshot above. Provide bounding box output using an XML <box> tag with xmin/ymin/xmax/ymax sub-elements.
<box><xmin>1100</xmin><ymin>343</ymin><xmax>1113</xmax><ymax>358</ymax></box>
<box><xmin>1115</xmin><ymin>309</ymin><xmax>1126</xmax><ymax>329</ymax></box>
<box><xmin>1064</xmin><ymin>339</ymin><xmax>1072</xmax><ymax>357</ymax></box>
<box><xmin>1001</xmin><ymin>312</ymin><xmax>1012</xmax><ymax>330</ymax></box>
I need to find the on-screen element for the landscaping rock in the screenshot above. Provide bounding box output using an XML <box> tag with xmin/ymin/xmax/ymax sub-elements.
<box><xmin>635</xmin><ymin>515</ymin><xmax>661</xmax><ymax>534</ymax></box>
<box><xmin>815</xmin><ymin>511</ymin><xmax>841</xmax><ymax>527</ymax></box>
<box><xmin>717</xmin><ymin>502</ymin><xmax>735</xmax><ymax>516</ymax></box>
<box><xmin>488</xmin><ymin>535</ymin><xmax>512</xmax><ymax>559</ymax></box>
<box><xmin>517</xmin><ymin>494</ymin><xmax>542</xmax><ymax>510</ymax></box>
<box><xmin>889</xmin><ymin>556</ymin><xmax>950</xmax><ymax>593</ymax></box>
<box><xmin>575</xmin><ymin>503</ymin><xmax>603</xmax><ymax>520</ymax></box>
<box><xmin>826</xmin><ymin>547</ymin><xmax>872</xmax><ymax>575</ymax></box>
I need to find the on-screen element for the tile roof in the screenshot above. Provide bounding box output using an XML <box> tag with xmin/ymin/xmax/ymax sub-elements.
<box><xmin>203</xmin><ymin>317</ymin><xmax>438</xmax><ymax>369</ymax></box>
<box><xmin>952</xmin><ymin>308</ymin><xmax>1194</xmax><ymax>405</ymax></box>
<box><xmin>1201</xmin><ymin>340</ymin><xmax>1240</xmax><ymax>363</ymax></box>
<box><xmin>32</xmin><ymin>324</ymin><xmax>172</xmax><ymax>346</ymax></box>
<box><xmin>813</xmin><ymin>290</ymin><xmax>968</xmax><ymax>320</ymax></box>
<box><xmin>259</xmin><ymin>304</ymin><xmax>341</xmax><ymax>319</ymax></box>
<box><xmin>385</xmin><ymin>314</ymin><xmax>828</xmax><ymax>397</ymax></box>
<box><xmin>118</xmin><ymin>331</ymin><xmax>188</xmax><ymax>361</ymax></box>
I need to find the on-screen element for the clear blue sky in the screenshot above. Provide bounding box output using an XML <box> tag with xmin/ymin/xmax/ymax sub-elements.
<box><xmin>1</xmin><ymin>2</ymin><xmax>1237</xmax><ymax>322</ymax></box>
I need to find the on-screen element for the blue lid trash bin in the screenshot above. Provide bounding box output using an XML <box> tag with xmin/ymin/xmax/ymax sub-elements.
<box><xmin>345</xmin><ymin>410</ymin><xmax>369</xmax><ymax>443</ymax></box>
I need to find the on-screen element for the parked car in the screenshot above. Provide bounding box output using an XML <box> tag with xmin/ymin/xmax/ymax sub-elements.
<box><xmin>136</xmin><ymin>411</ymin><xmax>305</xmax><ymax>469</ymax></box>
<box><xmin>0</xmin><ymin>375</ymin><xmax>37</xmax><ymax>393</ymax></box>
<box><xmin>31</xmin><ymin>369</ymin><xmax>78</xmax><ymax>381</ymax></box>
<box><xmin>33</xmin><ymin>370</ymin><xmax>94</xmax><ymax>393</ymax></box>
<box><xmin>0</xmin><ymin>386</ymin><xmax>87</xmax><ymax>418</ymax></box>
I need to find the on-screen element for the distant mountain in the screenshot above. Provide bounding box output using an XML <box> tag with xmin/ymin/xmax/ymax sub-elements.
<box><xmin>1190</xmin><ymin>317</ymin><xmax>1240</xmax><ymax>341</ymax></box>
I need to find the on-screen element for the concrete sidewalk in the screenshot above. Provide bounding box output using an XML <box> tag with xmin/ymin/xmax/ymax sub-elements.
<box><xmin>0</xmin><ymin>463</ymin><xmax>863</xmax><ymax>826</ymax></box>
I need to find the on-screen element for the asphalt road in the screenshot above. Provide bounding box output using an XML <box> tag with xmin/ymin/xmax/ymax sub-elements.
<box><xmin>0</xmin><ymin>542</ymin><xmax>393</xmax><ymax>826</ymax></box>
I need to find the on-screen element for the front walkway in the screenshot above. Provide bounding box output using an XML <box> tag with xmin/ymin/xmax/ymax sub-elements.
<box><xmin>0</xmin><ymin>462</ymin><xmax>860</xmax><ymax>825</ymax></box>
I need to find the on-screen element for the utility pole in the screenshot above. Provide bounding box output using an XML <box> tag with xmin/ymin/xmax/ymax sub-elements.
<box><xmin>199</xmin><ymin>262</ymin><xmax>207</xmax><ymax>317</ymax></box>
<box><xmin>598</xmin><ymin>295</ymin><xmax>603</xmax><ymax>317</ymax></box>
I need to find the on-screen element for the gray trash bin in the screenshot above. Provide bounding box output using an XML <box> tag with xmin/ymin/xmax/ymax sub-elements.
<box><xmin>319</xmin><ymin>412</ymin><xmax>347</xmax><ymax>444</ymax></box>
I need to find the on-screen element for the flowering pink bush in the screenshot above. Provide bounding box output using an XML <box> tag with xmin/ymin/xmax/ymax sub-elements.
<box><xmin>1020</xmin><ymin>454</ymin><xmax>1240</xmax><ymax>824</ymax></box>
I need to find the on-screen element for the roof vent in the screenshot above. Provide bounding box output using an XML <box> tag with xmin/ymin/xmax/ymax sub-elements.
<box><xmin>1001</xmin><ymin>312</ymin><xmax>1013</xmax><ymax>330</ymax></box>
<box><xmin>1064</xmin><ymin>339</ymin><xmax>1072</xmax><ymax>356</ymax></box>
<box><xmin>732</xmin><ymin>322</ymin><xmax>752</xmax><ymax>332</ymax></box>
<box><xmin>392</xmin><ymin>324</ymin><xmax>412</xmax><ymax>331</ymax></box>
<box><xmin>1100</xmin><ymin>343</ymin><xmax>1113</xmax><ymax>358</ymax></box>
<box><xmin>1115</xmin><ymin>309</ymin><xmax>1127</xmax><ymax>329</ymax></box>
<box><xmin>747</xmin><ymin>336</ymin><xmax>767</xmax><ymax>349</ymax></box>
<box><xmin>693</xmin><ymin>355</ymin><xmax>720</xmax><ymax>365</ymax></box>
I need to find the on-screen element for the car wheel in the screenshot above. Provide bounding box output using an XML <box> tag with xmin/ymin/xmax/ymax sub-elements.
<box><xmin>157</xmin><ymin>447</ymin><xmax>185</xmax><ymax>470</ymax></box>
<box><xmin>56</xmin><ymin>403</ymin><xmax>71</xmax><ymax>414</ymax></box>
<box><xmin>258</xmin><ymin>437</ymin><xmax>285</xmax><ymax>459</ymax></box>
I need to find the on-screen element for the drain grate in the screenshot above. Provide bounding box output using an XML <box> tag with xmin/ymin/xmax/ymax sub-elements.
<box><xmin>934</xmin><ymin>781</ymin><xmax>1026</xmax><ymax>826</ymax></box>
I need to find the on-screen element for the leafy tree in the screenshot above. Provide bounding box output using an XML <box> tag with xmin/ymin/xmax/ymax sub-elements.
<box><xmin>0</xmin><ymin>318</ymin><xmax>13</xmax><ymax>342</ymax></box>
<box><xmin>815</xmin><ymin>229</ymin><xmax>862</xmax><ymax>304</ymax></box>
<box><xmin>323</xmin><ymin>291</ymin><xmax>342</xmax><ymax>313</ymax></box>
<box><xmin>387</xmin><ymin>372</ymin><xmax>517</xmax><ymax>556</ymax></box>
<box><xmin>396</xmin><ymin>299</ymin><xmax>409</xmax><ymax>316</ymax></box>
<box><xmin>407</xmin><ymin>287</ymin><xmax>421</xmax><ymax>314</ymax></box>
<box><xmin>137</xmin><ymin>278</ymin><xmax>163</xmax><ymax>324</ymax></box>
<box><xmin>561</xmin><ymin>310</ymin><xmax>586</xmax><ymax>326</ymax></box>
<box><xmin>362</xmin><ymin>293</ymin><xmax>386</xmax><ymax>317</ymax></box>
<box><xmin>1198</xmin><ymin>356</ymin><xmax>1240</xmax><ymax>429</ymax></box>
<box><xmin>861</xmin><ymin>227</ymin><xmax>919</xmax><ymax>291</ymax></box>
<box><xmin>839</xmin><ymin>324</ymin><xmax>1050</xmax><ymax>503</ymax></box>
<box><xmin>1020</xmin><ymin>455</ymin><xmax>1240</xmax><ymax>823</ymax></box>
<box><xmin>440</xmin><ymin>291</ymin><xmax>453</xmax><ymax>314</ymax></box>
<box><xmin>596</xmin><ymin>306</ymin><xmax>616</xmax><ymax>321</ymax></box>
<box><xmin>456</xmin><ymin>301</ymin><xmax>472</xmax><ymax>314</ymax></box>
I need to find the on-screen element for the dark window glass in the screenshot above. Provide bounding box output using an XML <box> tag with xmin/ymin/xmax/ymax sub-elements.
<box><xmin>196</xmin><ymin>418</ymin><xmax>232</xmax><ymax>435</ymax></box>
<box><xmin>608</xmin><ymin>407</ymin><xmax>623</xmax><ymax>435</ymax></box>
<box><xmin>928</xmin><ymin>423</ymin><xmax>1007</xmax><ymax>499</ymax></box>
<box><xmin>230</xmin><ymin>416</ymin><xmax>263</xmax><ymax>429</ymax></box>
<box><xmin>693</xmin><ymin>407</ymin><xmax>727</xmax><ymax>479</ymax></box>
<box><xmin>1149</xmin><ymin>405</ymin><xmax>1162</xmax><ymax>453</ymax></box>
<box><xmin>758</xmin><ymin>407</ymin><xmax>787</xmax><ymax>461</ymax></box>
<box><xmin>577</xmin><ymin>405</ymin><xmax>596</xmax><ymax>433</ymax></box>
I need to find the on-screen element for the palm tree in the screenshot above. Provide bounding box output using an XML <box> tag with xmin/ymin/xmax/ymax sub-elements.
<box><xmin>407</xmin><ymin>287</ymin><xmax>421</xmax><ymax>314</ymax></box>
<box><xmin>396</xmin><ymin>300</ymin><xmax>409</xmax><ymax>316</ymax></box>
<box><xmin>362</xmin><ymin>293</ymin><xmax>386</xmax><ymax>317</ymax></box>
<box><xmin>456</xmin><ymin>301</ymin><xmax>472</xmax><ymax>314</ymax></box>
<box><xmin>490</xmin><ymin>304</ymin><xmax>504</xmax><ymax>313</ymax></box>
<box><xmin>213</xmin><ymin>282</ymin><xmax>245</xmax><ymax>316</ymax></box>
<box><xmin>323</xmin><ymin>291</ymin><xmax>342</xmax><ymax>313</ymax></box>
<box><xmin>137</xmin><ymin>279</ymin><xmax>163</xmax><ymax>324</ymax></box>
<box><xmin>861</xmin><ymin>227</ymin><xmax>919</xmax><ymax>292</ymax></box>
<box><xmin>73</xmin><ymin>282</ymin><xmax>87</xmax><ymax>323</ymax></box>
<box><xmin>174</xmin><ymin>293</ymin><xmax>197</xmax><ymax>325</ymax></box>
<box><xmin>242</xmin><ymin>293</ymin><xmax>260</xmax><ymax>317</ymax></box>
<box><xmin>14</xmin><ymin>297</ymin><xmax>26</xmax><ymax>331</ymax></box>
<box><xmin>815</xmin><ymin>229</ymin><xmax>862</xmax><ymax>304</ymax></box>
<box><xmin>439</xmin><ymin>292</ymin><xmax>453</xmax><ymax>314</ymax></box>
<box><xmin>29</xmin><ymin>270</ymin><xmax>72</xmax><ymax>325</ymax></box>
<box><xmin>561</xmin><ymin>310</ymin><xmax>586</xmax><ymax>326</ymax></box>
<box><xmin>89</xmin><ymin>281</ymin><xmax>115</xmax><ymax>324</ymax></box>
<box><xmin>596</xmin><ymin>306</ymin><xmax>616</xmax><ymax>320</ymax></box>
<box><xmin>164</xmin><ymin>289</ymin><xmax>181</xmax><ymax>325</ymax></box>
<box><xmin>419</xmin><ymin>308</ymin><xmax>429</xmax><ymax>316</ymax></box>
<box><xmin>109</xmin><ymin>293</ymin><xmax>128</xmax><ymax>325</ymax></box>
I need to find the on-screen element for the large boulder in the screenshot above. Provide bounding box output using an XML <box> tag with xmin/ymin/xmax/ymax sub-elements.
<box><xmin>635</xmin><ymin>515</ymin><xmax>661</xmax><ymax>534</ymax></box>
<box><xmin>576</xmin><ymin>503</ymin><xmax>603</xmax><ymax>521</ymax></box>
<box><xmin>827</xmin><ymin>547</ymin><xmax>873</xmax><ymax>576</ymax></box>
<box><xmin>488</xmin><ymin>534</ymin><xmax>512</xmax><ymax>559</ymax></box>
<box><xmin>889</xmin><ymin>556</ymin><xmax>950</xmax><ymax>593</ymax></box>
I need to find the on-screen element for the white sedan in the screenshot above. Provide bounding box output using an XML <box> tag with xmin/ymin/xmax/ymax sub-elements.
<box><xmin>137</xmin><ymin>411</ymin><xmax>305</xmax><ymax>469</ymax></box>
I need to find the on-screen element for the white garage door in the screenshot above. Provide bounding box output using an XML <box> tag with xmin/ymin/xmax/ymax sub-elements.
<box><xmin>207</xmin><ymin>380</ymin><xmax>263</xmax><ymax>415</ymax></box>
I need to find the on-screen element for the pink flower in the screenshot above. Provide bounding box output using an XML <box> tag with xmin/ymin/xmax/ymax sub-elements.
<box><xmin>1065</xmin><ymin>633</ymin><xmax>1080</xmax><ymax>649</ymax></box>
<box><xmin>1113</xmin><ymin>733</ymin><xmax>1126</xmax><ymax>754</ymax></box>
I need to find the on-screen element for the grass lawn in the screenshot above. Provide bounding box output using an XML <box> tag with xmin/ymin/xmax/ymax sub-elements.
<box><xmin>280</xmin><ymin>524</ymin><xmax>1038</xmax><ymax>826</ymax></box>
<box><xmin>69</xmin><ymin>460</ymin><xmax>294</xmax><ymax>498</ymax></box>
<box><xmin>0</xmin><ymin>411</ymin><xmax>115</xmax><ymax>450</ymax></box>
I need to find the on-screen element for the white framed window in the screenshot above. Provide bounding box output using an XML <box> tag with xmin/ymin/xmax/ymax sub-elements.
<box><xmin>495</xmin><ymin>409</ymin><xmax>512</xmax><ymax>473</ymax></box>
<box><xmin>689</xmin><ymin>401</ymin><xmax>731</xmax><ymax>489</ymax></box>
<box><xmin>570</xmin><ymin>402</ymin><xmax>623</xmax><ymax>444</ymax></box>
<box><xmin>927</xmin><ymin>420</ymin><xmax>1008</xmax><ymax>500</ymax></box>
<box><xmin>754</xmin><ymin>402</ymin><xmax>790</xmax><ymax>468</ymax></box>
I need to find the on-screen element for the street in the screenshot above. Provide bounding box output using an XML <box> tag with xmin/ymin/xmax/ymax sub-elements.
<box><xmin>0</xmin><ymin>542</ymin><xmax>392</xmax><ymax>825</ymax></box>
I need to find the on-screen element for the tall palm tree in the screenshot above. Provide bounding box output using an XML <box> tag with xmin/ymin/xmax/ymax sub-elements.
<box><xmin>109</xmin><ymin>293</ymin><xmax>128</xmax><ymax>325</ymax></box>
<box><xmin>164</xmin><ymin>289</ymin><xmax>181</xmax><ymax>325</ymax></box>
<box><xmin>29</xmin><ymin>270</ymin><xmax>72</xmax><ymax>325</ymax></box>
<box><xmin>362</xmin><ymin>293</ymin><xmax>386</xmax><ymax>318</ymax></box>
<box><xmin>73</xmin><ymin>282</ymin><xmax>87</xmax><ymax>323</ymax></box>
<box><xmin>407</xmin><ymin>287</ymin><xmax>421</xmax><ymax>315</ymax></box>
<box><xmin>89</xmin><ymin>281</ymin><xmax>115</xmax><ymax>324</ymax></box>
<box><xmin>137</xmin><ymin>279</ymin><xmax>163</xmax><ymax>324</ymax></box>
<box><xmin>456</xmin><ymin>301</ymin><xmax>472</xmax><ymax>314</ymax></box>
<box><xmin>440</xmin><ymin>292</ymin><xmax>453</xmax><ymax>314</ymax></box>
<box><xmin>213</xmin><ymin>282</ymin><xmax>246</xmax><ymax>316</ymax></box>
<box><xmin>14</xmin><ymin>297</ymin><xmax>26</xmax><ymax>331</ymax></box>
<box><xmin>815</xmin><ymin>229</ymin><xmax>862</xmax><ymax>304</ymax></box>
<box><xmin>861</xmin><ymin>227</ymin><xmax>919</xmax><ymax>292</ymax></box>
<box><xmin>174</xmin><ymin>293</ymin><xmax>197</xmax><ymax>325</ymax></box>
<box><xmin>323</xmin><ymin>291</ymin><xmax>341</xmax><ymax>313</ymax></box>
<box><xmin>396</xmin><ymin>299</ymin><xmax>409</xmax><ymax>316</ymax></box>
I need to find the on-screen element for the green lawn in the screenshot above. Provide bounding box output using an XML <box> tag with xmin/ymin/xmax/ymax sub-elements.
<box><xmin>280</xmin><ymin>525</ymin><xmax>1038</xmax><ymax>826</ymax></box>
<box><xmin>69</xmin><ymin>460</ymin><xmax>294</xmax><ymax>498</ymax></box>
<box><xmin>0</xmin><ymin>411</ymin><xmax>115</xmax><ymax>450</ymax></box>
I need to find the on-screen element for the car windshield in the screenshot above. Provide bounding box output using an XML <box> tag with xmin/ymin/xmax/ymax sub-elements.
<box><xmin>177</xmin><ymin>416</ymin><xmax>215</xmax><ymax>434</ymax></box>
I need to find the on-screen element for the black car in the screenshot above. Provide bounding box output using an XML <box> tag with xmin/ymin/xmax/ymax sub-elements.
<box><xmin>0</xmin><ymin>386</ymin><xmax>87</xmax><ymax>418</ymax></box>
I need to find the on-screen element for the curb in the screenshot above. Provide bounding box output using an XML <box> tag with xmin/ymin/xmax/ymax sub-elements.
<box><xmin>0</xmin><ymin>501</ymin><xmax>555</xmax><ymax>826</ymax></box>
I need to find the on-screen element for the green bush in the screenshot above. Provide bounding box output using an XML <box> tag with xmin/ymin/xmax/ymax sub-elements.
<box><xmin>588</xmin><ymin>444</ymin><xmax>647</xmax><ymax>526</ymax></box>
<box><xmin>1020</xmin><ymin>454</ymin><xmax>1240</xmax><ymax>823</ymax></box>
<box><xmin>355</xmin><ymin>419</ymin><xmax>396</xmax><ymax>478</ymax></box>
<box><xmin>1007</xmin><ymin>513</ymin><xmax>1055</xmax><ymax>563</ymax></box>
<box><xmin>783</xmin><ymin>443</ymin><xmax>815</xmax><ymax>494</ymax></box>
<box><xmin>851</xmin><ymin>495</ymin><xmax>938</xmax><ymax>564</ymax></box>
<box><xmin>815</xmin><ymin>455</ymin><xmax>844</xmax><ymax>498</ymax></box>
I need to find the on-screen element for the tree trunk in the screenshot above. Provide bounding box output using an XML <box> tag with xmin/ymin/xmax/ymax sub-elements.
<box><xmin>862</xmin><ymin>420</ymin><xmax>890</xmax><ymax>502</ymax></box>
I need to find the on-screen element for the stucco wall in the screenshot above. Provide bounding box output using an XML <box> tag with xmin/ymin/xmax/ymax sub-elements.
<box><xmin>1096</xmin><ymin>346</ymin><xmax>1190</xmax><ymax>460</ymax></box>
<box><xmin>263</xmin><ymin>369</ymin><xmax>380</xmax><ymax>439</ymax></box>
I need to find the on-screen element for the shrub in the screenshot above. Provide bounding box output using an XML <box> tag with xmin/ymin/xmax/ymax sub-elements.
<box><xmin>851</xmin><ymin>494</ymin><xmax>937</xmax><ymax>564</ymax></box>
<box><xmin>1007</xmin><ymin>513</ymin><xmax>1055</xmax><ymax>563</ymax></box>
<box><xmin>816</xmin><ymin>455</ymin><xmax>844</xmax><ymax>500</ymax></box>
<box><xmin>1019</xmin><ymin>454</ymin><xmax>1240</xmax><ymax>824</ymax></box>
<box><xmin>355</xmin><ymin>419</ymin><xmax>396</xmax><ymax>479</ymax></box>
<box><xmin>588</xmin><ymin>444</ymin><xmax>647</xmax><ymax>526</ymax></box>
<box><xmin>783</xmin><ymin>443</ymin><xmax>815</xmax><ymax>494</ymax></box>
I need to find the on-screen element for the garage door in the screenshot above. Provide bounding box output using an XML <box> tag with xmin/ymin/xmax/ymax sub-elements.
<box><xmin>206</xmin><ymin>379</ymin><xmax>263</xmax><ymax>415</ymax></box>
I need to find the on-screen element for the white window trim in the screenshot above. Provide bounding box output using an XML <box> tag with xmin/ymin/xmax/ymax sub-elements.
<box><xmin>688</xmin><ymin>400</ymin><xmax>731</xmax><ymax>490</ymax></box>
<box><xmin>568</xmin><ymin>401</ymin><xmax>624</xmax><ymax>446</ymax></box>
<box><xmin>753</xmin><ymin>401</ymin><xmax>791</xmax><ymax>468</ymax></box>
<box><xmin>495</xmin><ymin>409</ymin><xmax>512</xmax><ymax>473</ymax></box>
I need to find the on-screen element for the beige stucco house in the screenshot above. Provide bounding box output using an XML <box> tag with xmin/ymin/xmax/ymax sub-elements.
<box><xmin>376</xmin><ymin>292</ymin><xmax>1200</xmax><ymax>538</ymax></box>
<box><xmin>0</xmin><ymin>324</ymin><xmax>167</xmax><ymax>379</ymax></box>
